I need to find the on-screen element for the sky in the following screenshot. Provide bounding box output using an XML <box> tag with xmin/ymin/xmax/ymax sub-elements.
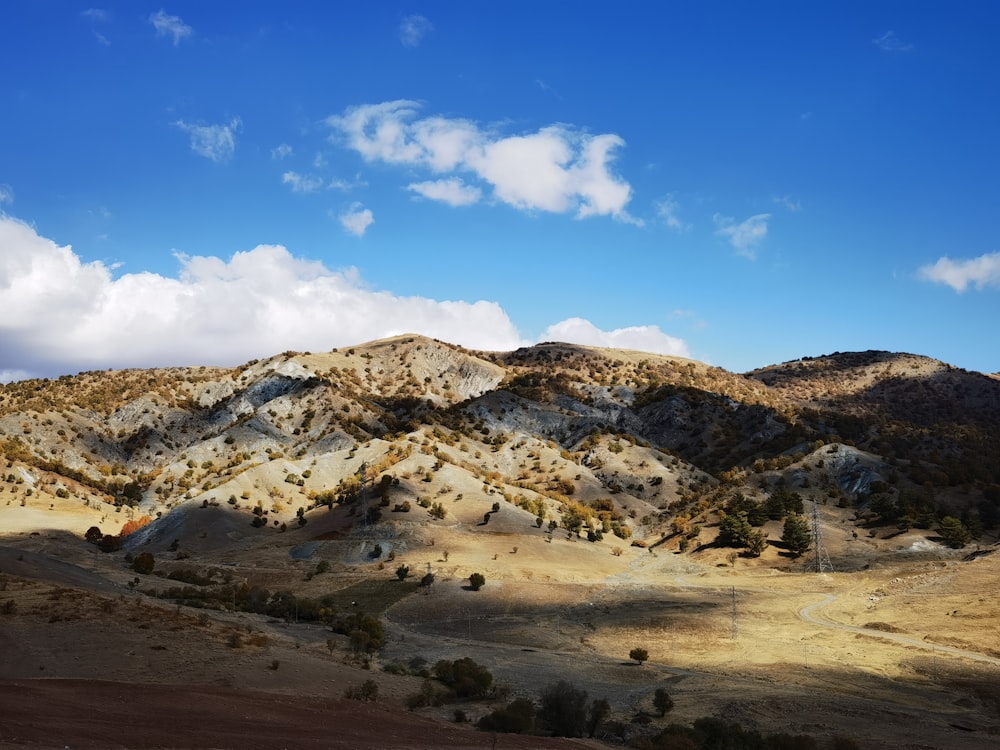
<box><xmin>2</xmin><ymin>2</ymin><xmax>999</xmax><ymax>383</ymax></box>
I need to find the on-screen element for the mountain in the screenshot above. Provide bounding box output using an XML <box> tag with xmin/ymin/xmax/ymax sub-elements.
<box><xmin>2</xmin><ymin>336</ymin><xmax>999</xmax><ymax>749</ymax></box>
<box><xmin>2</xmin><ymin>336</ymin><xmax>997</xmax><ymax>529</ymax></box>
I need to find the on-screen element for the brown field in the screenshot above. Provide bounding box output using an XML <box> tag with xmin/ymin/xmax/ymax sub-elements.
<box><xmin>1</xmin><ymin>495</ymin><xmax>998</xmax><ymax>750</ymax></box>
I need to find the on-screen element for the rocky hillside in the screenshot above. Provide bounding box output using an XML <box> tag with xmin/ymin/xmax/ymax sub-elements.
<box><xmin>1</xmin><ymin>335</ymin><xmax>998</xmax><ymax>554</ymax></box>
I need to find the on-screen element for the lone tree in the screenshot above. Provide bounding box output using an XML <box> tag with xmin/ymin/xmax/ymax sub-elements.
<box><xmin>781</xmin><ymin>513</ymin><xmax>812</xmax><ymax>557</ymax></box>
<box><xmin>629</xmin><ymin>647</ymin><xmax>649</xmax><ymax>665</ymax></box>
<box><xmin>653</xmin><ymin>687</ymin><xmax>674</xmax><ymax>716</ymax></box>
<box><xmin>468</xmin><ymin>572</ymin><xmax>486</xmax><ymax>590</ymax></box>
<box><xmin>538</xmin><ymin>680</ymin><xmax>589</xmax><ymax>738</ymax></box>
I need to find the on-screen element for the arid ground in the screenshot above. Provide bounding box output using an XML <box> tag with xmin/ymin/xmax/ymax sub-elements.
<box><xmin>1</xmin><ymin>494</ymin><xmax>998</xmax><ymax>750</ymax></box>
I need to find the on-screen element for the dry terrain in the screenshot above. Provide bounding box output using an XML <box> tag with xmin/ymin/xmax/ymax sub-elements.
<box><xmin>1</xmin><ymin>494</ymin><xmax>998</xmax><ymax>749</ymax></box>
<box><xmin>2</xmin><ymin>337</ymin><xmax>999</xmax><ymax>749</ymax></box>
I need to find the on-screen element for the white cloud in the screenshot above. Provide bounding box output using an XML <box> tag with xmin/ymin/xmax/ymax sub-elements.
<box><xmin>655</xmin><ymin>194</ymin><xmax>689</xmax><ymax>232</ymax></box>
<box><xmin>271</xmin><ymin>143</ymin><xmax>293</xmax><ymax>159</ymax></box>
<box><xmin>340</xmin><ymin>203</ymin><xmax>374</xmax><ymax>236</ymax></box>
<box><xmin>150</xmin><ymin>9</ymin><xmax>193</xmax><ymax>45</ymax></box>
<box><xmin>399</xmin><ymin>15</ymin><xmax>433</xmax><ymax>47</ymax></box>
<box><xmin>174</xmin><ymin>117</ymin><xmax>242</xmax><ymax>162</ymax></box>
<box><xmin>873</xmin><ymin>31</ymin><xmax>913</xmax><ymax>53</ymax></box>
<box><xmin>0</xmin><ymin>184</ymin><xmax>13</xmax><ymax>204</ymax></box>
<box><xmin>81</xmin><ymin>9</ymin><xmax>109</xmax><ymax>22</ymax></box>
<box><xmin>407</xmin><ymin>178</ymin><xmax>481</xmax><ymax>206</ymax></box>
<box><xmin>714</xmin><ymin>213</ymin><xmax>770</xmax><ymax>259</ymax></box>
<box><xmin>918</xmin><ymin>251</ymin><xmax>1000</xmax><ymax>292</ymax></box>
<box><xmin>0</xmin><ymin>216</ymin><xmax>529</xmax><ymax>379</ymax></box>
<box><xmin>326</xmin><ymin>100</ymin><xmax>635</xmax><ymax>221</ymax></box>
<box><xmin>0</xmin><ymin>217</ymin><xmax>698</xmax><ymax>380</ymax></box>
<box><xmin>282</xmin><ymin>171</ymin><xmax>325</xmax><ymax>193</ymax></box>
<box><xmin>539</xmin><ymin>318</ymin><xmax>690</xmax><ymax>358</ymax></box>
<box><xmin>773</xmin><ymin>194</ymin><xmax>801</xmax><ymax>212</ymax></box>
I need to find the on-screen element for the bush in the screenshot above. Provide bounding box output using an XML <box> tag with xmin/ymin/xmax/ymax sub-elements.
<box><xmin>468</xmin><ymin>572</ymin><xmax>485</xmax><ymax>591</ymax></box>
<box><xmin>630</xmin><ymin>647</ymin><xmax>649</xmax><ymax>665</ymax></box>
<box><xmin>433</xmin><ymin>657</ymin><xmax>493</xmax><ymax>699</ymax></box>
<box><xmin>396</xmin><ymin>564</ymin><xmax>410</xmax><ymax>581</ymax></box>
<box><xmin>132</xmin><ymin>552</ymin><xmax>155</xmax><ymax>575</ymax></box>
<box><xmin>477</xmin><ymin>698</ymin><xmax>536</xmax><ymax>734</ymax></box>
<box><xmin>344</xmin><ymin>679</ymin><xmax>379</xmax><ymax>701</ymax></box>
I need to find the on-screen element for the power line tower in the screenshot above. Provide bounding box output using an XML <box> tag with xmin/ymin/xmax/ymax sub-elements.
<box><xmin>808</xmin><ymin>500</ymin><xmax>834</xmax><ymax>573</ymax></box>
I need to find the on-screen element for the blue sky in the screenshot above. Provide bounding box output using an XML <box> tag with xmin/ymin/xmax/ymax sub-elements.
<box><xmin>2</xmin><ymin>2</ymin><xmax>999</xmax><ymax>382</ymax></box>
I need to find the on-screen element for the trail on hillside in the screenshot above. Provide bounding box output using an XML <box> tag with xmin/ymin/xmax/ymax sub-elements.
<box><xmin>798</xmin><ymin>594</ymin><xmax>1000</xmax><ymax>667</ymax></box>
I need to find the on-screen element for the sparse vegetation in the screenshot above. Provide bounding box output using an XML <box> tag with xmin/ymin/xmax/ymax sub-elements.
<box><xmin>1</xmin><ymin>338</ymin><xmax>998</xmax><ymax>750</ymax></box>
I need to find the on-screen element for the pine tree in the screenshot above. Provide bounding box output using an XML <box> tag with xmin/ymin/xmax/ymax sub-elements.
<box><xmin>782</xmin><ymin>513</ymin><xmax>812</xmax><ymax>557</ymax></box>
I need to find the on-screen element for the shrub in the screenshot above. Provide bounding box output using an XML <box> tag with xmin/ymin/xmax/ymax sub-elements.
<box><xmin>468</xmin><ymin>572</ymin><xmax>485</xmax><ymax>591</ymax></box>
<box><xmin>630</xmin><ymin>647</ymin><xmax>649</xmax><ymax>665</ymax></box>
<box><xmin>396</xmin><ymin>564</ymin><xmax>410</xmax><ymax>581</ymax></box>
<box><xmin>477</xmin><ymin>698</ymin><xmax>536</xmax><ymax>733</ymax></box>
<box><xmin>132</xmin><ymin>552</ymin><xmax>155</xmax><ymax>575</ymax></box>
<box><xmin>344</xmin><ymin>679</ymin><xmax>379</xmax><ymax>701</ymax></box>
<box><xmin>433</xmin><ymin>657</ymin><xmax>493</xmax><ymax>699</ymax></box>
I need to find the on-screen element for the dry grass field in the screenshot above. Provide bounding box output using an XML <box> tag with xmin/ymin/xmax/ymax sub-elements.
<box><xmin>1</xmin><ymin>493</ymin><xmax>998</xmax><ymax>750</ymax></box>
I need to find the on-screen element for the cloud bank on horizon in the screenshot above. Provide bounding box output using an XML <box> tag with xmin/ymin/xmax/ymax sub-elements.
<box><xmin>3</xmin><ymin>5</ymin><xmax>999</xmax><ymax>381</ymax></box>
<box><xmin>0</xmin><ymin>216</ymin><xmax>689</xmax><ymax>382</ymax></box>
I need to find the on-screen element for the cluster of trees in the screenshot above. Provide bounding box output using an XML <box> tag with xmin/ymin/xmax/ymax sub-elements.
<box><xmin>478</xmin><ymin>680</ymin><xmax>612</xmax><ymax>738</ymax></box>
<box><xmin>715</xmin><ymin>490</ymin><xmax>812</xmax><ymax>558</ymax></box>
<box><xmin>867</xmin><ymin>487</ymin><xmax>987</xmax><ymax>547</ymax></box>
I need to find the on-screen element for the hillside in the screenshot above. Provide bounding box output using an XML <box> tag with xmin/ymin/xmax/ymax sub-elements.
<box><xmin>1</xmin><ymin>336</ymin><xmax>999</xmax><ymax>749</ymax></box>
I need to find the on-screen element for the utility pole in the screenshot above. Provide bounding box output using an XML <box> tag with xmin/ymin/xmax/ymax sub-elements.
<box><xmin>731</xmin><ymin>586</ymin><xmax>738</xmax><ymax>640</ymax></box>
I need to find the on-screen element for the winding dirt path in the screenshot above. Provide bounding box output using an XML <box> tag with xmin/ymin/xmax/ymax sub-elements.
<box><xmin>798</xmin><ymin>594</ymin><xmax>1000</xmax><ymax>667</ymax></box>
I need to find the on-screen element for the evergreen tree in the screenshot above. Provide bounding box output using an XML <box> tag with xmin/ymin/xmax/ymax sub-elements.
<box><xmin>782</xmin><ymin>513</ymin><xmax>812</xmax><ymax>557</ymax></box>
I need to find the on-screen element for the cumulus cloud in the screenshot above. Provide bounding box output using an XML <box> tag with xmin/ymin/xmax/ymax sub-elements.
<box><xmin>873</xmin><ymin>31</ymin><xmax>913</xmax><ymax>53</ymax></box>
<box><xmin>918</xmin><ymin>251</ymin><xmax>1000</xmax><ymax>292</ymax></box>
<box><xmin>407</xmin><ymin>178</ymin><xmax>481</xmax><ymax>206</ymax></box>
<box><xmin>282</xmin><ymin>171</ymin><xmax>325</xmax><ymax>193</ymax></box>
<box><xmin>174</xmin><ymin>117</ymin><xmax>242</xmax><ymax>162</ymax></box>
<box><xmin>399</xmin><ymin>15</ymin><xmax>433</xmax><ymax>47</ymax></box>
<box><xmin>539</xmin><ymin>318</ymin><xmax>690</xmax><ymax>358</ymax></box>
<box><xmin>0</xmin><ymin>216</ymin><xmax>529</xmax><ymax>379</ymax></box>
<box><xmin>326</xmin><ymin>100</ymin><xmax>636</xmax><ymax>221</ymax></box>
<box><xmin>0</xmin><ymin>217</ymin><xmax>696</xmax><ymax>380</ymax></box>
<box><xmin>339</xmin><ymin>203</ymin><xmax>374</xmax><ymax>236</ymax></box>
<box><xmin>714</xmin><ymin>213</ymin><xmax>770</xmax><ymax>259</ymax></box>
<box><xmin>150</xmin><ymin>9</ymin><xmax>193</xmax><ymax>45</ymax></box>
